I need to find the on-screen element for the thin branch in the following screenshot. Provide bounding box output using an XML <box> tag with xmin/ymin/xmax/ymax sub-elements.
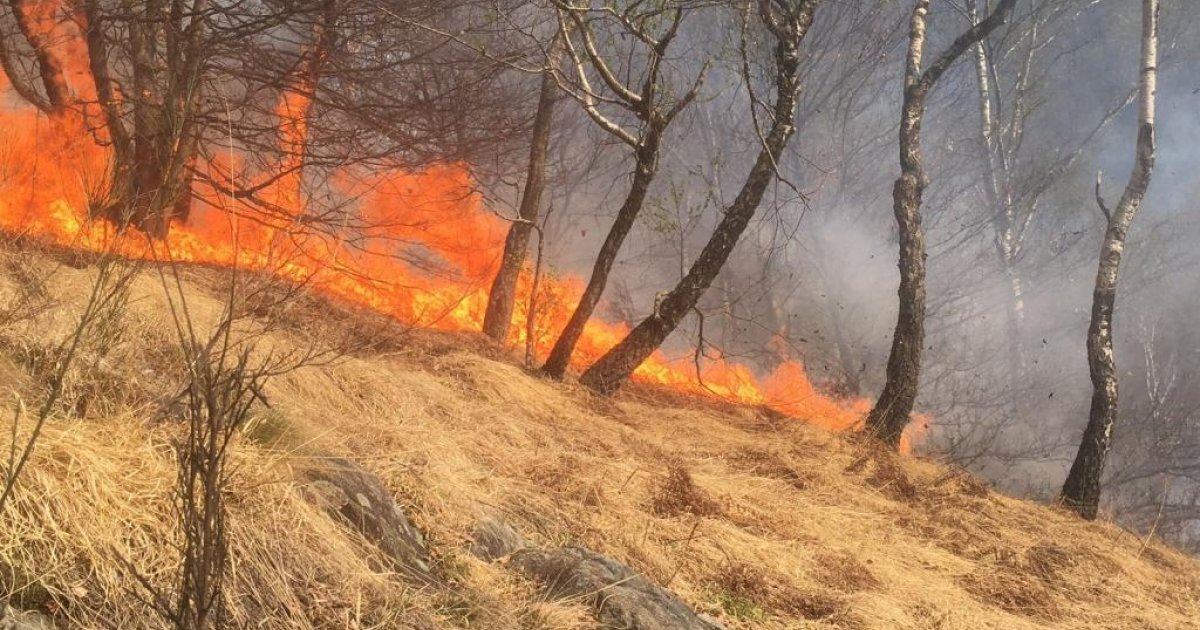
<box><xmin>1095</xmin><ymin>170</ymin><xmax>1112</xmax><ymax>223</ymax></box>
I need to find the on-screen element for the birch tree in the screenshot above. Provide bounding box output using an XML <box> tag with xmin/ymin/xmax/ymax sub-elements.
<box><xmin>863</xmin><ymin>0</ymin><xmax>1016</xmax><ymax>448</ymax></box>
<box><xmin>1061</xmin><ymin>0</ymin><xmax>1159</xmax><ymax>521</ymax></box>
<box><xmin>966</xmin><ymin>0</ymin><xmax>1133</xmax><ymax>391</ymax></box>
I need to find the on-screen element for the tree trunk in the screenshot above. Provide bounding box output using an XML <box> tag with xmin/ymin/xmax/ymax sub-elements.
<box><xmin>1061</xmin><ymin>0</ymin><xmax>1158</xmax><ymax>520</ymax></box>
<box><xmin>865</xmin><ymin>0</ymin><xmax>1016</xmax><ymax>448</ymax></box>
<box><xmin>576</xmin><ymin>1</ymin><xmax>818</xmax><ymax>394</ymax></box>
<box><xmin>968</xmin><ymin>16</ymin><xmax>1025</xmax><ymax>387</ymax></box>
<box><xmin>541</xmin><ymin>132</ymin><xmax>662</xmax><ymax>378</ymax></box>
<box><xmin>483</xmin><ymin>37</ymin><xmax>563</xmax><ymax>341</ymax></box>
<box><xmin>7</xmin><ymin>0</ymin><xmax>71</xmax><ymax>113</ymax></box>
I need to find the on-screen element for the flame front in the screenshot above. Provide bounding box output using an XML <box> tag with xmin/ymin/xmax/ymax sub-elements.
<box><xmin>0</xmin><ymin>18</ymin><xmax>921</xmax><ymax>451</ymax></box>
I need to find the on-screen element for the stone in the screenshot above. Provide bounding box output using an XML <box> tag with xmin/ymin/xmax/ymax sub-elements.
<box><xmin>510</xmin><ymin>546</ymin><xmax>722</xmax><ymax>630</ymax></box>
<box><xmin>300</xmin><ymin>456</ymin><xmax>435</xmax><ymax>586</ymax></box>
<box><xmin>469</xmin><ymin>515</ymin><xmax>527</xmax><ymax>561</ymax></box>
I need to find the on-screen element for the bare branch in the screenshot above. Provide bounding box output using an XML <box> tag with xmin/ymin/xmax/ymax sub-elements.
<box><xmin>1095</xmin><ymin>170</ymin><xmax>1112</xmax><ymax>223</ymax></box>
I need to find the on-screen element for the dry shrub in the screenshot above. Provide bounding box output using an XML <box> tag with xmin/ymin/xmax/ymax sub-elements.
<box><xmin>812</xmin><ymin>550</ymin><xmax>880</xmax><ymax>593</ymax></box>
<box><xmin>726</xmin><ymin>449</ymin><xmax>812</xmax><ymax>490</ymax></box>
<box><xmin>844</xmin><ymin>444</ymin><xmax>923</xmax><ymax>504</ymax></box>
<box><xmin>712</xmin><ymin>563</ymin><xmax>848</xmax><ymax>622</ymax></box>
<box><xmin>1024</xmin><ymin>542</ymin><xmax>1077</xmax><ymax>583</ymax></box>
<box><xmin>716</xmin><ymin>562</ymin><xmax>770</xmax><ymax>601</ymax></box>
<box><xmin>783</xmin><ymin>589</ymin><xmax>848</xmax><ymax>621</ymax></box>
<box><xmin>746</xmin><ymin>406</ymin><xmax>792</xmax><ymax>433</ymax></box>
<box><xmin>709</xmin><ymin>563</ymin><xmax>769</xmax><ymax>621</ymax></box>
<box><xmin>1137</xmin><ymin>539</ymin><xmax>1194</xmax><ymax>576</ymax></box>
<box><xmin>865</xmin><ymin>457</ymin><xmax>921</xmax><ymax>503</ymax></box>
<box><xmin>651</xmin><ymin>463</ymin><xmax>720</xmax><ymax>518</ymax></box>
<box><xmin>931</xmin><ymin>469</ymin><xmax>991</xmax><ymax>499</ymax></box>
<box><xmin>622</xmin><ymin>544</ymin><xmax>673</xmax><ymax>586</ymax></box>
<box><xmin>959</xmin><ymin>568</ymin><xmax>1062</xmax><ymax>620</ymax></box>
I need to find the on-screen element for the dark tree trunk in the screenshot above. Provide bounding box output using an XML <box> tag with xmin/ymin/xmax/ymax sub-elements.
<box><xmin>6</xmin><ymin>0</ymin><xmax>72</xmax><ymax>113</ymax></box>
<box><xmin>868</xmin><ymin>172</ymin><xmax>926</xmax><ymax>446</ymax></box>
<box><xmin>577</xmin><ymin>1</ymin><xmax>820</xmax><ymax>394</ymax></box>
<box><xmin>483</xmin><ymin>39</ymin><xmax>563</xmax><ymax>341</ymax></box>
<box><xmin>537</xmin><ymin>5</ymin><xmax>704</xmax><ymax>378</ymax></box>
<box><xmin>541</xmin><ymin>132</ymin><xmax>662</xmax><ymax>378</ymax></box>
<box><xmin>1062</xmin><ymin>0</ymin><xmax>1158</xmax><ymax>520</ymax></box>
<box><xmin>865</xmin><ymin>0</ymin><xmax>1016</xmax><ymax>448</ymax></box>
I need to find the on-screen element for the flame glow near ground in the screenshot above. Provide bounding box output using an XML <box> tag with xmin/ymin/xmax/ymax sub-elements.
<box><xmin>0</xmin><ymin>16</ymin><xmax>920</xmax><ymax>450</ymax></box>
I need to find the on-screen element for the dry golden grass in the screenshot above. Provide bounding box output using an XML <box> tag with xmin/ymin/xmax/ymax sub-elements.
<box><xmin>0</xmin><ymin>248</ymin><xmax>1197</xmax><ymax>629</ymax></box>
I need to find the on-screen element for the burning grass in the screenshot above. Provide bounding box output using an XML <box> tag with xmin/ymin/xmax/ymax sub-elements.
<box><xmin>0</xmin><ymin>249</ymin><xmax>1197</xmax><ymax>629</ymax></box>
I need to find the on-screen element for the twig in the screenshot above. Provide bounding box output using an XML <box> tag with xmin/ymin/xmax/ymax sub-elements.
<box><xmin>524</xmin><ymin>205</ymin><xmax>555</xmax><ymax>368</ymax></box>
<box><xmin>1095</xmin><ymin>170</ymin><xmax>1112</xmax><ymax>223</ymax></box>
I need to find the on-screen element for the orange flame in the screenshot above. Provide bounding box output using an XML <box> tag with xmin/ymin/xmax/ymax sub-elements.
<box><xmin>0</xmin><ymin>33</ymin><xmax>922</xmax><ymax>452</ymax></box>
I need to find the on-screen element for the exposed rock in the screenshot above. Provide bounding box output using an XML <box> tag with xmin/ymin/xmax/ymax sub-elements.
<box><xmin>510</xmin><ymin>546</ymin><xmax>721</xmax><ymax>630</ymax></box>
<box><xmin>0</xmin><ymin>605</ymin><xmax>56</xmax><ymax>630</ymax></box>
<box><xmin>470</xmin><ymin>515</ymin><xmax>527</xmax><ymax>561</ymax></box>
<box><xmin>300</xmin><ymin>456</ymin><xmax>435</xmax><ymax>586</ymax></box>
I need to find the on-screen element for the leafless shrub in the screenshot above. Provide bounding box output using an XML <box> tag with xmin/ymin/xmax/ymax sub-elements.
<box><xmin>651</xmin><ymin>462</ymin><xmax>720</xmax><ymax>518</ymax></box>
<box><xmin>128</xmin><ymin>255</ymin><xmax>342</xmax><ymax>630</ymax></box>
<box><xmin>0</xmin><ymin>251</ymin><xmax>139</xmax><ymax>515</ymax></box>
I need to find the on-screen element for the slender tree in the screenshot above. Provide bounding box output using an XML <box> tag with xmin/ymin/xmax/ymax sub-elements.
<box><xmin>863</xmin><ymin>0</ymin><xmax>1016</xmax><ymax>448</ymax></box>
<box><xmin>539</xmin><ymin>2</ymin><xmax>707</xmax><ymax>378</ymax></box>
<box><xmin>483</xmin><ymin>34</ymin><xmax>564</xmax><ymax>341</ymax></box>
<box><xmin>966</xmin><ymin>0</ymin><xmax>1134</xmax><ymax>393</ymax></box>
<box><xmin>1061</xmin><ymin>0</ymin><xmax>1159</xmax><ymax>521</ymax></box>
<box><xmin>578</xmin><ymin>0</ymin><xmax>823</xmax><ymax>395</ymax></box>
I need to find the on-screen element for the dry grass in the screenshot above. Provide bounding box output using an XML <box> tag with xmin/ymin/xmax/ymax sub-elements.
<box><xmin>0</xmin><ymin>248</ymin><xmax>1198</xmax><ymax>629</ymax></box>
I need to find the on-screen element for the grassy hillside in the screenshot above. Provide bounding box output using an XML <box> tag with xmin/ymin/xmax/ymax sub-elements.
<box><xmin>0</xmin><ymin>244</ymin><xmax>1197</xmax><ymax>630</ymax></box>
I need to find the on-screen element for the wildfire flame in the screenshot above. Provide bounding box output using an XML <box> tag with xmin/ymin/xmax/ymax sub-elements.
<box><xmin>0</xmin><ymin>13</ymin><xmax>922</xmax><ymax>451</ymax></box>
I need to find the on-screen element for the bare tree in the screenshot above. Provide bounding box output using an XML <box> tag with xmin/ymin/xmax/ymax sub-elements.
<box><xmin>863</xmin><ymin>0</ymin><xmax>1016</xmax><ymax>448</ymax></box>
<box><xmin>77</xmin><ymin>0</ymin><xmax>211</xmax><ymax>237</ymax></box>
<box><xmin>1061</xmin><ymin>0</ymin><xmax>1159</xmax><ymax>521</ymax></box>
<box><xmin>966</xmin><ymin>0</ymin><xmax>1134</xmax><ymax>393</ymax></box>
<box><xmin>539</xmin><ymin>1</ymin><xmax>708</xmax><ymax>378</ymax></box>
<box><xmin>578</xmin><ymin>0</ymin><xmax>822</xmax><ymax>394</ymax></box>
<box><xmin>483</xmin><ymin>32</ymin><xmax>565</xmax><ymax>341</ymax></box>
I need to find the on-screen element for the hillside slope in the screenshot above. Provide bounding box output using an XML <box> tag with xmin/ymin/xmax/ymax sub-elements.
<box><xmin>0</xmin><ymin>246</ymin><xmax>1197</xmax><ymax>630</ymax></box>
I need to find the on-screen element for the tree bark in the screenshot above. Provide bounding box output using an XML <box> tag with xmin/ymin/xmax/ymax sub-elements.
<box><xmin>7</xmin><ymin>0</ymin><xmax>72</xmax><ymax>113</ymax></box>
<box><xmin>541</xmin><ymin>130</ymin><xmax>663</xmax><ymax>377</ymax></box>
<box><xmin>576</xmin><ymin>0</ymin><xmax>820</xmax><ymax>395</ymax></box>
<box><xmin>968</xmin><ymin>0</ymin><xmax>1030</xmax><ymax>391</ymax></box>
<box><xmin>864</xmin><ymin>0</ymin><xmax>1016</xmax><ymax>448</ymax></box>
<box><xmin>1061</xmin><ymin>0</ymin><xmax>1158</xmax><ymax>521</ymax></box>
<box><xmin>538</xmin><ymin>5</ymin><xmax>702</xmax><ymax>378</ymax></box>
<box><xmin>483</xmin><ymin>36</ymin><xmax>563</xmax><ymax>341</ymax></box>
<box><xmin>71</xmin><ymin>0</ymin><xmax>209</xmax><ymax>237</ymax></box>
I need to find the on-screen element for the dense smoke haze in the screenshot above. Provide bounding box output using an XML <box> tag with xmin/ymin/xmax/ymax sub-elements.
<box><xmin>478</xmin><ymin>0</ymin><xmax>1200</xmax><ymax>545</ymax></box>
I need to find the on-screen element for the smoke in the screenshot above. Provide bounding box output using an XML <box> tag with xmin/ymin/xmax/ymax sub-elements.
<box><xmin>516</xmin><ymin>0</ymin><xmax>1200</xmax><ymax>542</ymax></box>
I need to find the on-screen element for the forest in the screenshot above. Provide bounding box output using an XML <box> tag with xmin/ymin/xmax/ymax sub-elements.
<box><xmin>0</xmin><ymin>0</ymin><xmax>1197</xmax><ymax>628</ymax></box>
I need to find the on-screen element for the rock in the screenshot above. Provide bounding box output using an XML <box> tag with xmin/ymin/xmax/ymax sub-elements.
<box><xmin>470</xmin><ymin>515</ymin><xmax>527</xmax><ymax>561</ymax></box>
<box><xmin>0</xmin><ymin>605</ymin><xmax>56</xmax><ymax>630</ymax></box>
<box><xmin>510</xmin><ymin>546</ymin><xmax>721</xmax><ymax>630</ymax></box>
<box><xmin>300</xmin><ymin>456</ymin><xmax>435</xmax><ymax>586</ymax></box>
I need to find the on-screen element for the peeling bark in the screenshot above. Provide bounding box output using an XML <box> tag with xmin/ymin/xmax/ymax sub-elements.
<box><xmin>1061</xmin><ymin>0</ymin><xmax>1158</xmax><ymax>520</ymax></box>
